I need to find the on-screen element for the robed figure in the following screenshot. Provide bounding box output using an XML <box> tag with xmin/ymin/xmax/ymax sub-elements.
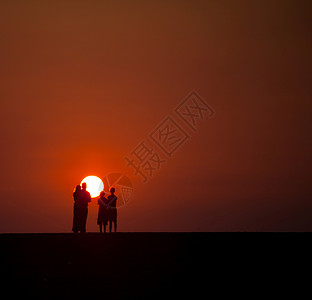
<box><xmin>72</xmin><ymin>183</ymin><xmax>91</xmax><ymax>233</ymax></box>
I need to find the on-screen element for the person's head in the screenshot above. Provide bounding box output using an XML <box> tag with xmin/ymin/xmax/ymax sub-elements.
<box><xmin>110</xmin><ymin>187</ymin><xmax>115</xmax><ymax>194</ymax></box>
<box><xmin>82</xmin><ymin>182</ymin><xmax>87</xmax><ymax>190</ymax></box>
<box><xmin>100</xmin><ymin>191</ymin><xmax>105</xmax><ymax>197</ymax></box>
<box><xmin>74</xmin><ymin>185</ymin><xmax>81</xmax><ymax>192</ymax></box>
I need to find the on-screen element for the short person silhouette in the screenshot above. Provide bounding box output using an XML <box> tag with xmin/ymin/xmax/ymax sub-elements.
<box><xmin>107</xmin><ymin>187</ymin><xmax>117</xmax><ymax>233</ymax></box>
<box><xmin>97</xmin><ymin>191</ymin><xmax>109</xmax><ymax>233</ymax></box>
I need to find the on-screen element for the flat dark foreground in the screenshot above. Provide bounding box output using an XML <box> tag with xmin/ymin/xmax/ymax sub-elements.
<box><xmin>0</xmin><ymin>233</ymin><xmax>310</xmax><ymax>298</ymax></box>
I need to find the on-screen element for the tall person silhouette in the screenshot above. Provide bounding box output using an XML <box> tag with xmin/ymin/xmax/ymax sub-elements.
<box><xmin>80</xmin><ymin>182</ymin><xmax>91</xmax><ymax>233</ymax></box>
<box><xmin>107</xmin><ymin>187</ymin><xmax>117</xmax><ymax>232</ymax></box>
<box><xmin>72</xmin><ymin>185</ymin><xmax>82</xmax><ymax>233</ymax></box>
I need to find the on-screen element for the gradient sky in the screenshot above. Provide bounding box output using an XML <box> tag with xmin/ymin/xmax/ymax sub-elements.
<box><xmin>0</xmin><ymin>0</ymin><xmax>311</xmax><ymax>232</ymax></box>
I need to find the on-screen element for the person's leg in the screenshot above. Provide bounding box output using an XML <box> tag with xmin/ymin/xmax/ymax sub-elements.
<box><xmin>109</xmin><ymin>221</ymin><xmax>112</xmax><ymax>233</ymax></box>
<box><xmin>99</xmin><ymin>224</ymin><xmax>102</xmax><ymax>233</ymax></box>
<box><xmin>104</xmin><ymin>223</ymin><xmax>106</xmax><ymax>233</ymax></box>
<box><xmin>81</xmin><ymin>218</ymin><xmax>86</xmax><ymax>233</ymax></box>
<box><xmin>114</xmin><ymin>221</ymin><xmax>117</xmax><ymax>232</ymax></box>
<box><xmin>80</xmin><ymin>207</ymin><xmax>87</xmax><ymax>233</ymax></box>
<box><xmin>83</xmin><ymin>207</ymin><xmax>88</xmax><ymax>233</ymax></box>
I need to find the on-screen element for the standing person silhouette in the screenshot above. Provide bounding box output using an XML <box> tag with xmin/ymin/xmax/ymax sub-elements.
<box><xmin>97</xmin><ymin>191</ymin><xmax>109</xmax><ymax>233</ymax></box>
<box><xmin>72</xmin><ymin>185</ymin><xmax>82</xmax><ymax>233</ymax></box>
<box><xmin>107</xmin><ymin>187</ymin><xmax>117</xmax><ymax>232</ymax></box>
<box><xmin>80</xmin><ymin>182</ymin><xmax>91</xmax><ymax>233</ymax></box>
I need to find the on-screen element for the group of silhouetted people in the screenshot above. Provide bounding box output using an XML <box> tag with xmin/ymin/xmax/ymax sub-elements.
<box><xmin>72</xmin><ymin>182</ymin><xmax>118</xmax><ymax>233</ymax></box>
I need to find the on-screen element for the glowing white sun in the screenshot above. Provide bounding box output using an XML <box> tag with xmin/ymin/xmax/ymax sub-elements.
<box><xmin>80</xmin><ymin>175</ymin><xmax>104</xmax><ymax>198</ymax></box>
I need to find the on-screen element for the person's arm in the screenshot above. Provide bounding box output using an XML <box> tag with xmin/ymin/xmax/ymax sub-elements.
<box><xmin>87</xmin><ymin>192</ymin><xmax>92</xmax><ymax>203</ymax></box>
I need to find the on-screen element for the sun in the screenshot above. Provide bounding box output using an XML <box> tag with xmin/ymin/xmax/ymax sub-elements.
<box><xmin>81</xmin><ymin>175</ymin><xmax>104</xmax><ymax>198</ymax></box>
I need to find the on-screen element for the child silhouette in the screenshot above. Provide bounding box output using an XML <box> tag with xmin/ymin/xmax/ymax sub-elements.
<box><xmin>97</xmin><ymin>191</ymin><xmax>108</xmax><ymax>233</ymax></box>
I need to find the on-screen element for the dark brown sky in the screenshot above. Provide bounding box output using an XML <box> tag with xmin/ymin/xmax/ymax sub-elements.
<box><xmin>0</xmin><ymin>0</ymin><xmax>311</xmax><ymax>232</ymax></box>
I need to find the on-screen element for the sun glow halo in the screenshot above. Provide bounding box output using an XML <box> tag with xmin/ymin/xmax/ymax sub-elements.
<box><xmin>80</xmin><ymin>176</ymin><xmax>104</xmax><ymax>198</ymax></box>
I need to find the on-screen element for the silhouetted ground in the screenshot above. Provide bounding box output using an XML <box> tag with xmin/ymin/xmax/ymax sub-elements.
<box><xmin>0</xmin><ymin>232</ymin><xmax>310</xmax><ymax>298</ymax></box>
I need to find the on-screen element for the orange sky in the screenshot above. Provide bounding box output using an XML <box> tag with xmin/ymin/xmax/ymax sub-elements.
<box><xmin>0</xmin><ymin>0</ymin><xmax>311</xmax><ymax>232</ymax></box>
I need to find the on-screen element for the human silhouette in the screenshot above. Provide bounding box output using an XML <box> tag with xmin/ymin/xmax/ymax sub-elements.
<box><xmin>97</xmin><ymin>191</ymin><xmax>109</xmax><ymax>233</ymax></box>
<box><xmin>72</xmin><ymin>185</ymin><xmax>83</xmax><ymax>233</ymax></box>
<box><xmin>107</xmin><ymin>187</ymin><xmax>117</xmax><ymax>232</ymax></box>
<box><xmin>80</xmin><ymin>182</ymin><xmax>92</xmax><ymax>233</ymax></box>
